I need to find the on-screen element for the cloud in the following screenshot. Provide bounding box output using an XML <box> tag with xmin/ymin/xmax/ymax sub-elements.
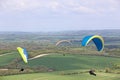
<box><xmin>0</xmin><ymin>0</ymin><xmax>119</xmax><ymax>15</ymax></box>
<box><xmin>73</xmin><ymin>6</ymin><xmax>96</xmax><ymax>14</ymax></box>
<box><xmin>0</xmin><ymin>0</ymin><xmax>47</xmax><ymax>12</ymax></box>
<box><xmin>67</xmin><ymin>0</ymin><xmax>119</xmax><ymax>15</ymax></box>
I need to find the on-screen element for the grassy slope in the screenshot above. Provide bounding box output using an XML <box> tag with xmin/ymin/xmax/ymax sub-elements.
<box><xmin>0</xmin><ymin>53</ymin><xmax>120</xmax><ymax>80</ymax></box>
<box><xmin>28</xmin><ymin>54</ymin><xmax>120</xmax><ymax>71</ymax></box>
<box><xmin>0</xmin><ymin>72</ymin><xmax>120</xmax><ymax>80</ymax></box>
<box><xmin>0</xmin><ymin>53</ymin><xmax>120</xmax><ymax>70</ymax></box>
<box><xmin>0</xmin><ymin>52</ymin><xmax>19</xmax><ymax>66</ymax></box>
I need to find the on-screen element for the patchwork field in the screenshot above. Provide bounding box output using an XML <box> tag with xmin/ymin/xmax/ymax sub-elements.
<box><xmin>0</xmin><ymin>53</ymin><xmax>120</xmax><ymax>80</ymax></box>
<box><xmin>0</xmin><ymin>30</ymin><xmax>120</xmax><ymax>80</ymax></box>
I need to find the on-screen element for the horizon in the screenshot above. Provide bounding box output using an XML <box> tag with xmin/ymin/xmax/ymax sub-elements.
<box><xmin>0</xmin><ymin>29</ymin><xmax>120</xmax><ymax>33</ymax></box>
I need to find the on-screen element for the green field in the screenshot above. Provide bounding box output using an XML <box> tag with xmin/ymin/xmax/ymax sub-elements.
<box><xmin>28</xmin><ymin>54</ymin><xmax>120</xmax><ymax>70</ymax></box>
<box><xmin>0</xmin><ymin>53</ymin><xmax>120</xmax><ymax>80</ymax></box>
<box><xmin>0</xmin><ymin>52</ymin><xmax>19</xmax><ymax>66</ymax></box>
<box><xmin>0</xmin><ymin>72</ymin><xmax>120</xmax><ymax>80</ymax></box>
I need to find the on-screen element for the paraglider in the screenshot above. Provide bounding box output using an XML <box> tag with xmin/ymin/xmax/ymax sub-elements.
<box><xmin>81</xmin><ymin>35</ymin><xmax>104</xmax><ymax>51</ymax></box>
<box><xmin>56</xmin><ymin>40</ymin><xmax>72</xmax><ymax>56</ymax></box>
<box><xmin>19</xmin><ymin>68</ymin><xmax>24</xmax><ymax>72</ymax></box>
<box><xmin>17</xmin><ymin>47</ymin><xmax>28</xmax><ymax>63</ymax></box>
<box><xmin>89</xmin><ymin>70</ymin><xmax>96</xmax><ymax>76</ymax></box>
<box><xmin>56</xmin><ymin>40</ymin><xmax>72</xmax><ymax>46</ymax></box>
<box><xmin>17</xmin><ymin>47</ymin><xmax>28</xmax><ymax>72</ymax></box>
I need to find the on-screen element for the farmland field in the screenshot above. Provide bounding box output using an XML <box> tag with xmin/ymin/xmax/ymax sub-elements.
<box><xmin>0</xmin><ymin>53</ymin><xmax>120</xmax><ymax>80</ymax></box>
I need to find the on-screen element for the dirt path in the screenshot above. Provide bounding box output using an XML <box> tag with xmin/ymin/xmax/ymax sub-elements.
<box><xmin>0</xmin><ymin>53</ymin><xmax>13</xmax><ymax>57</ymax></box>
<box><xmin>29</xmin><ymin>54</ymin><xmax>49</xmax><ymax>60</ymax></box>
<box><xmin>0</xmin><ymin>52</ymin><xmax>49</xmax><ymax>60</ymax></box>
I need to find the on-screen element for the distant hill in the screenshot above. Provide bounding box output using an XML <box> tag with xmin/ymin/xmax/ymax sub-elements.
<box><xmin>0</xmin><ymin>29</ymin><xmax>120</xmax><ymax>36</ymax></box>
<box><xmin>0</xmin><ymin>29</ymin><xmax>120</xmax><ymax>45</ymax></box>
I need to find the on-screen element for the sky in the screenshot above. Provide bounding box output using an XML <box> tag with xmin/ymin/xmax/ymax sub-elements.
<box><xmin>0</xmin><ymin>0</ymin><xmax>120</xmax><ymax>32</ymax></box>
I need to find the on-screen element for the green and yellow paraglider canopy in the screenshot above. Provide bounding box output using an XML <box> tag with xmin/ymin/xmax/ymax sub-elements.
<box><xmin>81</xmin><ymin>35</ymin><xmax>104</xmax><ymax>51</ymax></box>
<box><xmin>17</xmin><ymin>47</ymin><xmax>28</xmax><ymax>63</ymax></box>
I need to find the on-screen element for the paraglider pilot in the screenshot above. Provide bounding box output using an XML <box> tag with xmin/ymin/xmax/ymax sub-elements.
<box><xmin>89</xmin><ymin>70</ymin><xmax>96</xmax><ymax>76</ymax></box>
<box><xmin>19</xmin><ymin>68</ymin><xmax>24</xmax><ymax>72</ymax></box>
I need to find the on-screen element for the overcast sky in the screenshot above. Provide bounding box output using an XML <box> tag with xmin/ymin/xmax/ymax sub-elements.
<box><xmin>0</xmin><ymin>0</ymin><xmax>120</xmax><ymax>32</ymax></box>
